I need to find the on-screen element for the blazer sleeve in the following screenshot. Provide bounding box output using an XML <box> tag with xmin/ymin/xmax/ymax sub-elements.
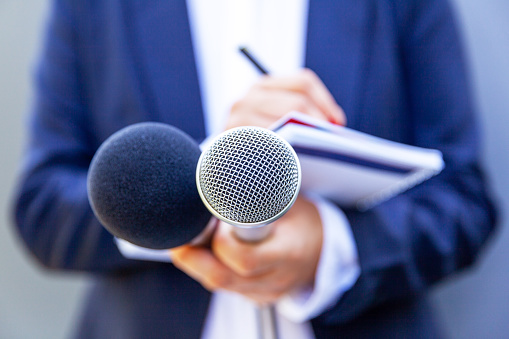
<box><xmin>314</xmin><ymin>0</ymin><xmax>497</xmax><ymax>324</ymax></box>
<box><xmin>11</xmin><ymin>0</ymin><xmax>153</xmax><ymax>273</ymax></box>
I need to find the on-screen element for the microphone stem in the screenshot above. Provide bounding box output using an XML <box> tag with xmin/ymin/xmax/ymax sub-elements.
<box><xmin>233</xmin><ymin>225</ymin><xmax>279</xmax><ymax>339</ymax></box>
<box><xmin>256</xmin><ymin>305</ymin><xmax>279</xmax><ymax>339</ymax></box>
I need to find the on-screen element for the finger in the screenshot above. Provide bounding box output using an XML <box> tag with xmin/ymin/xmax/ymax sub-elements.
<box><xmin>258</xmin><ymin>69</ymin><xmax>346</xmax><ymax>125</ymax></box>
<box><xmin>171</xmin><ymin>244</ymin><xmax>276</xmax><ymax>296</ymax></box>
<box><xmin>226</xmin><ymin>104</ymin><xmax>280</xmax><ymax>130</ymax></box>
<box><xmin>300</xmin><ymin>69</ymin><xmax>347</xmax><ymax>125</ymax></box>
<box><xmin>227</xmin><ymin>89</ymin><xmax>324</xmax><ymax>129</ymax></box>
<box><xmin>253</xmin><ymin>90</ymin><xmax>325</xmax><ymax>121</ymax></box>
<box><xmin>240</xmin><ymin>290</ymin><xmax>287</xmax><ymax>306</ymax></box>
<box><xmin>212</xmin><ymin>222</ymin><xmax>279</xmax><ymax>277</ymax></box>
<box><xmin>170</xmin><ymin>245</ymin><xmax>235</xmax><ymax>291</ymax></box>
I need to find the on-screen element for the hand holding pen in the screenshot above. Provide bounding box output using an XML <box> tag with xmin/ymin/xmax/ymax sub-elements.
<box><xmin>225</xmin><ymin>47</ymin><xmax>346</xmax><ymax>130</ymax></box>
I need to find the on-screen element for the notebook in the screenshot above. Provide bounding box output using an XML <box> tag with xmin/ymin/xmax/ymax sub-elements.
<box><xmin>271</xmin><ymin>112</ymin><xmax>444</xmax><ymax>210</ymax></box>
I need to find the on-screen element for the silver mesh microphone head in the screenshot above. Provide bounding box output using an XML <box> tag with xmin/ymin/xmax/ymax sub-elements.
<box><xmin>196</xmin><ymin>126</ymin><xmax>301</xmax><ymax>227</ymax></box>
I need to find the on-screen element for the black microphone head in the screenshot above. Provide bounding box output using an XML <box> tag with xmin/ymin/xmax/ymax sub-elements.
<box><xmin>87</xmin><ymin>122</ymin><xmax>211</xmax><ymax>249</ymax></box>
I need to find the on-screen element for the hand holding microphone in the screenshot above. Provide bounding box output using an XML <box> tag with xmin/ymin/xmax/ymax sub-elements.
<box><xmin>171</xmin><ymin>126</ymin><xmax>322</xmax><ymax>305</ymax></box>
<box><xmin>172</xmin><ymin>127</ymin><xmax>322</xmax><ymax>339</ymax></box>
<box><xmin>171</xmin><ymin>196</ymin><xmax>323</xmax><ymax>304</ymax></box>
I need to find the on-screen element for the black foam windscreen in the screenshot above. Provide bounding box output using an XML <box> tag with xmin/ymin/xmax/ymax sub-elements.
<box><xmin>87</xmin><ymin>122</ymin><xmax>211</xmax><ymax>249</ymax></box>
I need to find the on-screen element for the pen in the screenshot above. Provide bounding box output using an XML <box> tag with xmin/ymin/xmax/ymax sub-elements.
<box><xmin>239</xmin><ymin>47</ymin><xmax>269</xmax><ymax>75</ymax></box>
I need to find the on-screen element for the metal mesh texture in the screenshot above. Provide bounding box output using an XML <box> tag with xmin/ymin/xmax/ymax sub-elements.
<box><xmin>198</xmin><ymin>127</ymin><xmax>300</xmax><ymax>224</ymax></box>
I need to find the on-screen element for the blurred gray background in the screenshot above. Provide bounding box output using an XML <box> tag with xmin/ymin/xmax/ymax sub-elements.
<box><xmin>0</xmin><ymin>1</ymin><xmax>507</xmax><ymax>338</ymax></box>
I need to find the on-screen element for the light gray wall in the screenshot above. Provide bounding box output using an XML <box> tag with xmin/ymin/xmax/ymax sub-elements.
<box><xmin>0</xmin><ymin>2</ymin><xmax>88</xmax><ymax>339</ymax></box>
<box><xmin>431</xmin><ymin>1</ymin><xmax>509</xmax><ymax>338</ymax></box>
<box><xmin>0</xmin><ymin>1</ymin><xmax>507</xmax><ymax>338</ymax></box>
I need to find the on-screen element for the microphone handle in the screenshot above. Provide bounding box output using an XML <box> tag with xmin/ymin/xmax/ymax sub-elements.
<box><xmin>232</xmin><ymin>224</ymin><xmax>279</xmax><ymax>339</ymax></box>
<box><xmin>256</xmin><ymin>305</ymin><xmax>279</xmax><ymax>339</ymax></box>
<box><xmin>233</xmin><ymin>224</ymin><xmax>273</xmax><ymax>243</ymax></box>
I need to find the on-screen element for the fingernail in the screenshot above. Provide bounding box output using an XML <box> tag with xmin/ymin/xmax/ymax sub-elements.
<box><xmin>328</xmin><ymin>117</ymin><xmax>344</xmax><ymax>126</ymax></box>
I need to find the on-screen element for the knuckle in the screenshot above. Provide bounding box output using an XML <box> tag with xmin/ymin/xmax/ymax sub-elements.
<box><xmin>170</xmin><ymin>249</ymin><xmax>190</xmax><ymax>264</ymax></box>
<box><xmin>201</xmin><ymin>281</ymin><xmax>216</xmax><ymax>292</ymax></box>
<box><xmin>298</xmin><ymin>69</ymin><xmax>316</xmax><ymax>90</ymax></box>
<box><xmin>301</xmin><ymin>68</ymin><xmax>317</xmax><ymax>81</ymax></box>
<box><xmin>273</xmin><ymin>290</ymin><xmax>286</xmax><ymax>300</ymax></box>
<box><xmin>292</xmin><ymin>96</ymin><xmax>309</xmax><ymax>113</ymax></box>
<box><xmin>294</xmin><ymin>78</ymin><xmax>310</xmax><ymax>93</ymax></box>
<box><xmin>265</xmin><ymin>290</ymin><xmax>284</xmax><ymax>304</ymax></box>
<box><xmin>206</xmin><ymin>271</ymin><xmax>231</xmax><ymax>289</ymax></box>
<box><xmin>273</xmin><ymin>278</ymin><xmax>290</xmax><ymax>294</ymax></box>
<box><xmin>236</xmin><ymin>256</ymin><xmax>259</xmax><ymax>277</ymax></box>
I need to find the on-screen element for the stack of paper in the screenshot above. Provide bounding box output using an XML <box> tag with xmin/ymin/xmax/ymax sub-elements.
<box><xmin>271</xmin><ymin>112</ymin><xmax>444</xmax><ymax>210</ymax></box>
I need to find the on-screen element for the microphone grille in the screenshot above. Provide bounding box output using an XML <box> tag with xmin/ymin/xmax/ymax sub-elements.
<box><xmin>197</xmin><ymin>127</ymin><xmax>300</xmax><ymax>225</ymax></box>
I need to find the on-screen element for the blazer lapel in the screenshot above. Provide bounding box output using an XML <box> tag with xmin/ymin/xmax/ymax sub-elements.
<box><xmin>305</xmin><ymin>0</ymin><xmax>375</xmax><ymax>129</ymax></box>
<box><xmin>125</xmin><ymin>0</ymin><xmax>206</xmax><ymax>141</ymax></box>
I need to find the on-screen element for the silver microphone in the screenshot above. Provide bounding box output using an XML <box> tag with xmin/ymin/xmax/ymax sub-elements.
<box><xmin>196</xmin><ymin>126</ymin><xmax>301</xmax><ymax>242</ymax></box>
<box><xmin>196</xmin><ymin>126</ymin><xmax>301</xmax><ymax>339</ymax></box>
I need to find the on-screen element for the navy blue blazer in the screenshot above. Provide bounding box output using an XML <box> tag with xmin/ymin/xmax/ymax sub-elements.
<box><xmin>13</xmin><ymin>0</ymin><xmax>497</xmax><ymax>338</ymax></box>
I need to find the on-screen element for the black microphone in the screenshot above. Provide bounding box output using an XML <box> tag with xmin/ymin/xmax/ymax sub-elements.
<box><xmin>88</xmin><ymin>122</ymin><xmax>301</xmax><ymax>253</ymax></box>
<box><xmin>87</xmin><ymin>122</ymin><xmax>211</xmax><ymax>249</ymax></box>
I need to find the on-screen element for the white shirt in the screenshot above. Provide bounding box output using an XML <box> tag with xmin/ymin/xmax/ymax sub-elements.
<box><xmin>117</xmin><ymin>1</ymin><xmax>360</xmax><ymax>338</ymax></box>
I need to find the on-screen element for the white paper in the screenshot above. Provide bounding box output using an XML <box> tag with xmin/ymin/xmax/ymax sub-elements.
<box><xmin>272</xmin><ymin>112</ymin><xmax>444</xmax><ymax>210</ymax></box>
